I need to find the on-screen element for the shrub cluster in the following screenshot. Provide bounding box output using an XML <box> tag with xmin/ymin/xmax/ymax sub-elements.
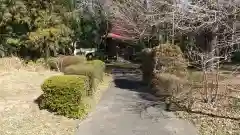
<box><xmin>63</xmin><ymin>63</ymin><xmax>96</xmax><ymax>95</ymax></box>
<box><xmin>63</xmin><ymin>60</ymin><xmax>105</xmax><ymax>92</ymax></box>
<box><xmin>141</xmin><ymin>43</ymin><xmax>188</xmax><ymax>83</ymax></box>
<box><xmin>40</xmin><ymin>56</ymin><xmax>106</xmax><ymax>119</ymax></box>
<box><xmin>152</xmin><ymin>43</ymin><xmax>188</xmax><ymax>78</ymax></box>
<box><xmin>141</xmin><ymin>43</ymin><xmax>188</xmax><ymax>110</ymax></box>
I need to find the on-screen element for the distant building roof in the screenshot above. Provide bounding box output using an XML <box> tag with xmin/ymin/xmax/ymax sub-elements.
<box><xmin>102</xmin><ymin>0</ymin><xmax>140</xmax><ymax>40</ymax></box>
<box><xmin>104</xmin><ymin>33</ymin><xmax>135</xmax><ymax>41</ymax></box>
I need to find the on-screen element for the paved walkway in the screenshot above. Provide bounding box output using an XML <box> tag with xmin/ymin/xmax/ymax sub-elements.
<box><xmin>76</xmin><ymin>69</ymin><xmax>198</xmax><ymax>135</ymax></box>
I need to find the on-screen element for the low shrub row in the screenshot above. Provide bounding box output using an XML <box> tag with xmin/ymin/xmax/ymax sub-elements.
<box><xmin>63</xmin><ymin>60</ymin><xmax>105</xmax><ymax>94</ymax></box>
<box><xmin>47</xmin><ymin>55</ymin><xmax>86</xmax><ymax>71</ymax></box>
<box><xmin>39</xmin><ymin>55</ymin><xmax>106</xmax><ymax>119</ymax></box>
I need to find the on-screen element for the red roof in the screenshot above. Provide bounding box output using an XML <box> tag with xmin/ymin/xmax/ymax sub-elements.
<box><xmin>107</xmin><ymin>16</ymin><xmax>139</xmax><ymax>41</ymax></box>
<box><xmin>105</xmin><ymin>33</ymin><xmax>134</xmax><ymax>41</ymax></box>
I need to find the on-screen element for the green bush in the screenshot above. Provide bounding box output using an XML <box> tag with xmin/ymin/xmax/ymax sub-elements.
<box><xmin>40</xmin><ymin>75</ymin><xmax>90</xmax><ymax>119</ymax></box>
<box><xmin>63</xmin><ymin>60</ymin><xmax>105</xmax><ymax>93</ymax></box>
<box><xmin>63</xmin><ymin>64</ymin><xmax>96</xmax><ymax>94</ymax></box>
<box><xmin>88</xmin><ymin>60</ymin><xmax>105</xmax><ymax>81</ymax></box>
<box><xmin>91</xmin><ymin>60</ymin><xmax>105</xmax><ymax>70</ymax></box>
<box><xmin>64</xmin><ymin>60</ymin><xmax>105</xmax><ymax>81</ymax></box>
<box><xmin>47</xmin><ymin>55</ymin><xmax>86</xmax><ymax>71</ymax></box>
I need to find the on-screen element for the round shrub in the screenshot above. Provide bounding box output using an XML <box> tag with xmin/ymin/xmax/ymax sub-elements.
<box><xmin>152</xmin><ymin>43</ymin><xmax>188</xmax><ymax>78</ymax></box>
<box><xmin>40</xmin><ymin>75</ymin><xmax>90</xmax><ymax>119</ymax></box>
<box><xmin>141</xmin><ymin>44</ymin><xmax>188</xmax><ymax>86</ymax></box>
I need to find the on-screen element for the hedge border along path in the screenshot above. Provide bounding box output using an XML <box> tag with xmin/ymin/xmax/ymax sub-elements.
<box><xmin>78</xmin><ymin>74</ymin><xmax>112</xmax><ymax>119</ymax></box>
<box><xmin>83</xmin><ymin>74</ymin><xmax>113</xmax><ymax>118</ymax></box>
<box><xmin>40</xmin><ymin>73</ymin><xmax>112</xmax><ymax>120</ymax></box>
<box><xmin>63</xmin><ymin>59</ymin><xmax>106</xmax><ymax>96</ymax></box>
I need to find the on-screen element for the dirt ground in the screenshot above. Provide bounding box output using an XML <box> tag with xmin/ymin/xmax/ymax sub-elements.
<box><xmin>0</xmin><ymin>69</ymin><xmax>78</xmax><ymax>135</ymax></box>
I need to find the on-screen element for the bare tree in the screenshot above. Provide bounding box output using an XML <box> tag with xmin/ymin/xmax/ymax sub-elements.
<box><xmin>110</xmin><ymin>0</ymin><xmax>240</xmax><ymax>105</ymax></box>
<box><xmin>110</xmin><ymin>0</ymin><xmax>240</xmax><ymax>47</ymax></box>
<box><xmin>111</xmin><ymin>0</ymin><xmax>240</xmax><ymax>67</ymax></box>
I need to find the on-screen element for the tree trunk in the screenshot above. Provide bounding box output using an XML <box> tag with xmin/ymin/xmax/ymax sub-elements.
<box><xmin>209</xmin><ymin>25</ymin><xmax>218</xmax><ymax>71</ymax></box>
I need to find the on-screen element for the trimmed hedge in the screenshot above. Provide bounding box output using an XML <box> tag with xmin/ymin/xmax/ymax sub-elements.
<box><xmin>63</xmin><ymin>60</ymin><xmax>106</xmax><ymax>88</ymax></box>
<box><xmin>40</xmin><ymin>75</ymin><xmax>90</xmax><ymax>119</ymax></box>
<box><xmin>63</xmin><ymin>63</ymin><xmax>95</xmax><ymax>77</ymax></box>
<box><xmin>88</xmin><ymin>60</ymin><xmax>105</xmax><ymax>81</ymax></box>
<box><xmin>63</xmin><ymin>64</ymin><xmax>96</xmax><ymax>95</ymax></box>
<box><xmin>47</xmin><ymin>55</ymin><xmax>86</xmax><ymax>71</ymax></box>
<box><xmin>40</xmin><ymin>59</ymin><xmax>106</xmax><ymax>118</ymax></box>
<box><xmin>60</xmin><ymin>55</ymin><xmax>86</xmax><ymax>68</ymax></box>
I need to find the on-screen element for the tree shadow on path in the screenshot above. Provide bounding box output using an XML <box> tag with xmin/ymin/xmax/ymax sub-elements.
<box><xmin>112</xmin><ymin>69</ymin><xmax>160</xmax><ymax>102</ymax></box>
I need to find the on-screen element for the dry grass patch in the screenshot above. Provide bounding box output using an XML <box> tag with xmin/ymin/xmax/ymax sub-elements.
<box><xmin>0</xmin><ymin>70</ymin><xmax>78</xmax><ymax>135</ymax></box>
<box><xmin>0</xmin><ymin>57</ymin><xmax>47</xmax><ymax>72</ymax></box>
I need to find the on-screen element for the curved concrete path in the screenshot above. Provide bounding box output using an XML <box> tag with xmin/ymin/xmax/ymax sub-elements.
<box><xmin>76</xmin><ymin>69</ymin><xmax>198</xmax><ymax>135</ymax></box>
